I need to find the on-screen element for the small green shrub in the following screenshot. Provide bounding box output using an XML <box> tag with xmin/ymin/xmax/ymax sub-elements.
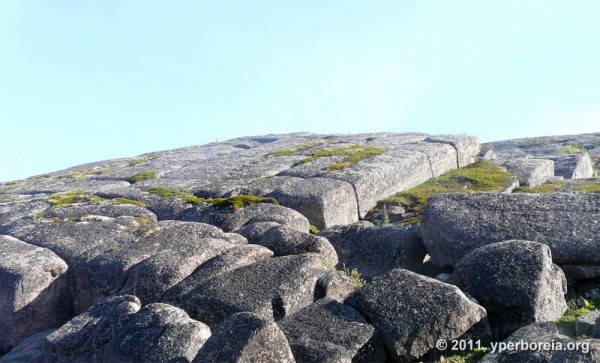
<box><xmin>49</xmin><ymin>190</ymin><xmax>105</xmax><ymax>208</ymax></box>
<box><xmin>212</xmin><ymin>195</ymin><xmax>278</xmax><ymax>211</ymax></box>
<box><xmin>342</xmin><ymin>264</ymin><xmax>366</xmax><ymax>288</ymax></box>
<box><xmin>559</xmin><ymin>145</ymin><xmax>587</xmax><ymax>153</ymax></box>
<box><xmin>309</xmin><ymin>225</ymin><xmax>320</xmax><ymax>235</ymax></box>
<box><xmin>127</xmin><ymin>171</ymin><xmax>157</xmax><ymax>184</ymax></box>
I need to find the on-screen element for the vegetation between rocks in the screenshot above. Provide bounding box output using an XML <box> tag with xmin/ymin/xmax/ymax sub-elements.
<box><xmin>295</xmin><ymin>144</ymin><xmax>386</xmax><ymax>172</ymax></box>
<box><xmin>434</xmin><ymin>348</ymin><xmax>489</xmax><ymax>363</ymax></box>
<box><xmin>375</xmin><ymin>160</ymin><xmax>513</xmax><ymax>218</ymax></box>
<box><xmin>143</xmin><ymin>187</ymin><xmax>277</xmax><ymax>211</ymax></box>
<box><xmin>48</xmin><ymin>190</ymin><xmax>146</xmax><ymax>208</ymax></box>
<box><xmin>558</xmin><ymin>145</ymin><xmax>587</xmax><ymax>153</ymax></box>
<box><xmin>267</xmin><ymin>140</ymin><xmax>325</xmax><ymax>157</ymax></box>
<box><xmin>514</xmin><ymin>181</ymin><xmax>600</xmax><ymax>194</ymax></box>
<box><xmin>127</xmin><ymin>171</ymin><xmax>157</xmax><ymax>184</ymax></box>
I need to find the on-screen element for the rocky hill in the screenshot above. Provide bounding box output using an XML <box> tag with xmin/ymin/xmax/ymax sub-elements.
<box><xmin>0</xmin><ymin>132</ymin><xmax>599</xmax><ymax>362</ymax></box>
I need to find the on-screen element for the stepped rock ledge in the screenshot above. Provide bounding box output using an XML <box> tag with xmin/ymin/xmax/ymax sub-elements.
<box><xmin>1</xmin><ymin>131</ymin><xmax>599</xmax><ymax>362</ymax></box>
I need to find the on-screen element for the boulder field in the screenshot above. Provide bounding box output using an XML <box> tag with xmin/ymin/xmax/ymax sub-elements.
<box><xmin>0</xmin><ymin>132</ymin><xmax>599</xmax><ymax>362</ymax></box>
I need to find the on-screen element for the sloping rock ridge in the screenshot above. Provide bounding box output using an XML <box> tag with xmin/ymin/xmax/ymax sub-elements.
<box><xmin>1</xmin><ymin>131</ymin><xmax>599</xmax><ymax>362</ymax></box>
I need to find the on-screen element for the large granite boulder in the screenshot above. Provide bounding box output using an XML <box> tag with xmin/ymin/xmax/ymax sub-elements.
<box><xmin>0</xmin><ymin>235</ymin><xmax>69</xmax><ymax>355</ymax></box>
<box><xmin>278</xmin><ymin>298</ymin><xmax>385</xmax><ymax>362</ymax></box>
<box><xmin>501</xmin><ymin>158</ymin><xmax>554</xmax><ymax>187</ymax></box>
<box><xmin>319</xmin><ymin>221</ymin><xmax>426</xmax><ymax>280</ymax></box>
<box><xmin>237</xmin><ymin>222</ymin><xmax>338</xmax><ymax>265</ymax></box>
<box><xmin>119</xmin><ymin>237</ymin><xmax>233</xmax><ymax>304</ymax></box>
<box><xmin>452</xmin><ymin>240</ymin><xmax>567</xmax><ymax>339</ymax></box>
<box><xmin>0</xmin><ymin>329</ymin><xmax>54</xmax><ymax>363</ymax></box>
<box><xmin>181</xmin><ymin>202</ymin><xmax>311</xmax><ymax>233</ymax></box>
<box><xmin>549</xmin><ymin>153</ymin><xmax>594</xmax><ymax>179</ymax></box>
<box><xmin>162</xmin><ymin>244</ymin><xmax>274</xmax><ymax>306</ymax></box>
<box><xmin>345</xmin><ymin>269</ymin><xmax>486</xmax><ymax>361</ymax></box>
<box><xmin>421</xmin><ymin>192</ymin><xmax>600</xmax><ymax>267</ymax></box>
<box><xmin>45</xmin><ymin>295</ymin><xmax>141</xmax><ymax>362</ymax></box>
<box><xmin>103</xmin><ymin>303</ymin><xmax>210</xmax><ymax>363</ymax></box>
<box><xmin>178</xmin><ymin>254</ymin><xmax>329</xmax><ymax>328</ymax></box>
<box><xmin>192</xmin><ymin>312</ymin><xmax>295</xmax><ymax>363</ymax></box>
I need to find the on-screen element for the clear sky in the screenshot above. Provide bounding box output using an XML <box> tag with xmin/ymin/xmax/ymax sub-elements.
<box><xmin>1</xmin><ymin>1</ymin><xmax>599</xmax><ymax>182</ymax></box>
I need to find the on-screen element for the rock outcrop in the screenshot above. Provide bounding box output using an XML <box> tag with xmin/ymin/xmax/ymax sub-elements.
<box><xmin>2</xmin><ymin>131</ymin><xmax>599</xmax><ymax>361</ymax></box>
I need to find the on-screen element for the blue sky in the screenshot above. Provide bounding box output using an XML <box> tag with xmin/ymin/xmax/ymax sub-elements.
<box><xmin>1</xmin><ymin>1</ymin><xmax>599</xmax><ymax>182</ymax></box>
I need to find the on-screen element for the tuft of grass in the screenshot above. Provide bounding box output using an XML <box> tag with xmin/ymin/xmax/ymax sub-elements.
<box><xmin>127</xmin><ymin>171</ymin><xmax>157</xmax><ymax>184</ymax></box>
<box><xmin>378</xmin><ymin>160</ymin><xmax>513</xmax><ymax>215</ymax></box>
<box><xmin>309</xmin><ymin>225</ymin><xmax>320</xmax><ymax>235</ymax></box>
<box><xmin>342</xmin><ymin>264</ymin><xmax>366</xmax><ymax>288</ymax></box>
<box><xmin>212</xmin><ymin>195</ymin><xmax>278</xmax><ymax>211</ymax></box>
<box><xmin>435</xmin><ymin>348</ymin><xmax>490</xmax><ymax>363</ymax></box>
<box><xmin>144</xmin><ymin>187</ymin><xmax>277</xmax><ymax>210</ymax></box>
<box><xmin>0</xmin><ymin>183</ymin><xmax>22</xmax><ymax>192</ymax></box>
<box><xmin>571</xmin><ymin>182</ymin><xmax>600</xmax><ymax>193</ymax></box>
<box><xmin>130</xmin><ymin>158</ymin><xmax>146</xmax><ymax>165</ymax></box>
<box><xmin>295</xmin><ymin>145</ymin><xmax>386</xmax><ymax>171</ymax></box>
<box><xmin>556</xmin><ymin>298</ymin><xmax>597</xmax><ymax>337</ymax></box>
<box><xmin>267</xmin><ymin>141</ymin><xmax>325</xmax><ymax>157</ymax></box>
<box><xmin>559</xmin><ymin>145</ymin><xmax>587</xmax><ymax>154</ymax></box>
<box><xmin>49</xmin><ymin>190</ymin><xmax>106</xmax><ymax>208</ymax></box>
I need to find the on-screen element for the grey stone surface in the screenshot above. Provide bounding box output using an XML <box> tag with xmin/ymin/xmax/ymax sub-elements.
<box><xmin>501</xmin><ymin>158</ymin><xmax>554</xmax><ymax>187</ymax></box>
<box><xmin>314</xmin><ymin>271</ymin><xmax>357</xmax><ymax>302</ymax></box>
<box><xmin>346</xmin><ymin>269</ymin><xmax>486</xmax><ymax>361</ymax></box>
<box><xmin>103</xmin><ymin>302</ymin><xmax>210</xmax><ymax>363</ymax></box>
<box><xmin>576</xmin><ymin>310</ymin><xmax>600</xmax><ymax>338</ymax></box>
<box><xmin>453</xmin><ymin>240</ymin><xmax>567</xmax><ymax>339</ymax></box>
<box><xmin>162</xmin><ymin>244</ymin><xmax>274</xmax><ymax>306</ymax></box>
<box><xmin>179</xmin><ymin>254</ymin><xmax>329</xmax><ymax>328</ymax></box>
<box><xmin>481</xmin><ymin>322</ymin><xmax>600</xmax><ymax>362</ymax></box>
<box><xmin>0</xmin><ymin>329</ymin><xmax>54</xmax><ymax>363</ymax></box>
<box><xmin>319</xmin><ymin>221</ymin><xmax>426</xmax><ymax>280</ymax></box>
<box><xmin>421</xmin><ymin>192</ymin><xmax>600</xmax><ymax>267</ymax></box>
<box><xmin>549</xmin><ymin>153</ymin><xmax>594</xmax><ymax>179</ymax></box>
<box><xmin>119</xmin><ymin>237</ymin><xmax>233</xmax><ymax>304</ymax></box>
<box><xmin>278</xmin><ymin>298</ymin><xmax>385</xmax><ymax>363</ymax></box>
<box><xmin>45</xmin><ymin>295</ymin><xmax>141</xmax><ymax>362</ymax></box>
<box><xmin>236</xmin><ymin>223</ymin><xmax>338</xmax><ymax>265</ymax></box>
<box><xmin>396</xmin><ymin>141</ymin><xmax>458</xmax><ymax>177</ymax></box>
<box><xmin>192</xmin><ymin>312</ymin><xmax>295</xmax><ymax>363</ymax></box>
<box><xmin>181</xmin><ymin>202</ymin><xmax>311</xmax><ymax>233</ymax></box>
<box><xmin>0</xmin><ymin>197</ymin><xmax>50</xmax><ymax>227</ymax></box>
<box><xmin>43</xmin><ymin>203</ymin><xmax>157</xmax><ymax>221</ymax></box>
<box><xmin>425</xmin><ymin>134</ymin><xmax>480</xmax><ymax>167</ymax></box>
<box><xmin>0</xmin><ymin>235</ymin><xmax>69</xmax><ymax>355</ymax></box>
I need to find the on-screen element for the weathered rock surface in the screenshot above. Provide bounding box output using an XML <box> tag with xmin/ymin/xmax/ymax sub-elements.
<box><xmin>501</xmin><ymin>158</ymin><xmax>554</xmax><ymax>187</ymax></box>
<box><xmin>0</xmin><ymin>329</ymin><xmax>54</xmax><ymax>363</ymax></box>
<box><xmin>346</xmin><ymin>269</ymin><xmax>486</xmax><ymax>361</ymax></box>
<box><xmin>548</xmin><ymin>153</ymin><xmax>594</xmax><ymax>179</ymax></box>
<box><xmin>45</xmin><ymin>295</ymin><xmax>141</xmax><ymax>362</ymax></box>
<box><xmin>162</xmin><ymin>244</ymin><xmax>274</xmax><ymax>306</ymax></box>
<box><xmin>452</xmin><ymin>240</ymin><xmax>567</xmax><ymax>339</ymax></box>
<box><xmin>182</xmin><ymin>202</ymin><xmax>311</xmax><ymax>233</ymax></box>
<box><xmin>0</xmin><ymin>235</ymin><xmax>69</xmax><ymax>355</ymax></box>
<box><xmin>103</xmin><ymin>302</ymin><xmax>210</xmax><ymax>363</ymax></box>
<box><xmin>319</xmin><ymin>221</ymin><xmax>426</xmax><ymax>280</ymax></box>
<box><xmin>237</xmin><ymin>222</ymin><xmax>338</xmax><ymax>265</ymax></box>
<box><xmin>481</xmin><ymin>322</ymin><xmax>600</xmax><ymax>362</ymax></box>
<box><xmin>576</xmin><ymin>310</ymin><xmax>600</xmax><ymax>338</ymax></box>
<box><xmin>425</xmin><ymin>134</ymin><xmax>479</xmax><ymax>167</ymax></box>
<box><xmin>421</xmin><ymin>192</ymin><xmax>600</xmax><ymax>267</ymax></box>
<box><xmin>178</xmin><ymin>254</ymin><xmax>329</xmax><ymax>328</ymax></box>
<box><xmin>193</xmin><ymin>312</ymin><xmax>295</xmax><ymax>363</ymax></box>
<box><xmin>278</xmin><ymin>298</ymin><xmax>385</xmax><ymax>362</ymax></box>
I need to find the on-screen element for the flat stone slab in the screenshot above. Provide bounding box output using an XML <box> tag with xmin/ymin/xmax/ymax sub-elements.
<box><xmin>501</xmin><ymin>158</ymin><xmax>554</xmax><ymax>187</ymax></box>
<box><xmin>0</xmin><ymin>235</ymin><xmax>69</xmax><ymax>355</ymax></box>
<box><xmin>421</xmin><ymin>192</ymin><xmax>600</xmax><ymax>267</ymax></box>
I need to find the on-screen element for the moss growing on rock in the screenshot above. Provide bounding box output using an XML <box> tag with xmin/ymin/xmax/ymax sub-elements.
<box><xmin>296</xmin><ymin>144</ymin><xmax>386</xmax><ymax>172</ymax></box>
<box><xmin>49</xmin><ymin>190</ymin><xmax>146</xmax><ymax>208</ymax></box>
<box><xmin>267</xmin><ymin>140</ymin><xmax>325</xmax><ymax>157</ymax></box>
<box><xmin>376</xmin><ymin>160</ymin><xmax>513</xmax><ymax>216</ymax></box>
<box><xmin>144</xmin><ymin>187</ymin><xmax>277</xmax><ymax>210</ymax></box>
<box><xmin>558</xmin><ymin>145</ymin><xmax>587</xmax><ymax>154</ymax></box>
<box><xmin>515</xmin><ymin>181</ymin><xmax>600</xmax><ymax>194</ymax></box>
<box><xmin>212</xmin><ymin>195</ymin><xmax>278</xmax><ymax>211</ymax></box>
<box><xmin>127</xmin><ymin>171</ymin><xmax>157</xmax><ymax>184</ymax></box>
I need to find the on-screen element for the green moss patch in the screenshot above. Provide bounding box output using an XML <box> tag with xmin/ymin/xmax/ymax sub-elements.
<box><xmin>517</xmin><ymin>138</ymin><xmax>549</xmax><ymax>149</ymax></box>
<box><xmin>49</xmin><ymin>190</ymin><xmax>145</xmax><ymax>208</ymax></box>
<box><xmin>127</xmin><ymin>171</ymin><xmax>157</xmax><ymax>184</ymax></box>
<box><xmin>296</xmin><ymin>145</ymin><xmax>386</xmax><ymax>172</ymax></box>
<box><xmin>559</xmin><ymin>145</ymin><xmax>587</xmax><ymax>153</ymax></box>
<box><xmin>377</xmin><ymin>160</ymin><xmax>513</xmax><ymax>215</ymax></box>
<box><xmin>556</xmin><ymin>298</ymin><xmax>597</xmax><ymax>337</ymax></box>
<box><xmin>144</xmin><ymin>187</ymin><xmax>277</xmax><ymax>211</ymax></box>
<box><xmin>212</xmin><ymin>195</ymin><xmax>278</xmax><ymax>211</ymax></box>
